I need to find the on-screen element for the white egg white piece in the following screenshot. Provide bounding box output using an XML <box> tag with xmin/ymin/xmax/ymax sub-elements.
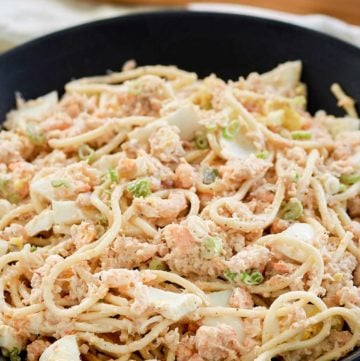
<box><xmin>40</xmin><ymin>335</ymin><xmax>81</xmax><ymax>361</ymax></box>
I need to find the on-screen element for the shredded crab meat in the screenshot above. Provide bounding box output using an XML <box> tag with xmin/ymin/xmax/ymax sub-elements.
<box><xmin>0</xmin><ymin>61</ymin><xmax>359</xmax><ymax>361</ymax></box>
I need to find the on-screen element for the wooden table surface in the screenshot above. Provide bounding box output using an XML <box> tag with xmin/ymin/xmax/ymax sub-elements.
<box><xmin>102</xmin><ymin>0</ymin><xmax>360</xmax><ymax>25</ymax></box>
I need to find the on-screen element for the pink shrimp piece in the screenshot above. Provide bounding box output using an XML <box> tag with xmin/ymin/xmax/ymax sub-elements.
<box><xmin>1</xmin><ymin>223</ymin><xmax>29</xmax><ymax>242</ymax></box>
<box><xmin>174</xmin><ymin>162</ymin><xmax>198</xmax><ymax>189</ymax></box>
<box><xmin>71</xmin><ymin>221</ymin><xmax>97</xmax><ymax>249</ymax></box>
<box><xmin>177</xmin><ymin>336</ymin><xmax>197</xmax><ymax>361</ymax></box>
<box><xmin>195</xmin><ymin>324</ymin><xmax>242</xmax><ymax>361</ymax></box>
<box><xmin>60</xmin><ymin>93</ymin><xmax>97</xmax><ymax>118</ymax></box>
<box><xmin>101</xmin><ymin>237</ymin><xmax>158</xmax><ymax>270</ymax></box>
<box><xmin>0</xmin><ymin>132</ymin><xmax>33</xmax><ymax>164</ymax></box>
<box><xmin>162</xmin><ymin>221</ymin><xmax>225</xmax><ymax>277</ymax></box>
<box><xmin>26</xmin><ymin>339</ymin><xmax>51</xmax><ymax>361</ymax></box>
<box><xmin>133</xmin><ymin>192</ymin><xmax>187</xmax><ymax>220</ymax></box>
<box><xmin>227</xmin><ymin>245</ymin><xmax>270</xmax><ymax>274</ymax></box>
<box><xmin>271</xmin><ymin>218</ymin><xmax>289</xmax><ymax>233</ymax></box>
<box><xmin>229</xmin><ymin>287</ymin><xmax>254</xmax><ymax>309</ymax></box>
<box><xmin>117</xmin><ymin>158</ymin><xmax>137</xmax><ymax>179</ymax></box>
<box><xmin>220</xmin><ymin>155</ymin><xmax>271</xmax><ymax>189</ymax></box>
<box><xmin>149</xmin><ymin>125</ymin><xmax>185</xmax><ymax>164</ymax></box>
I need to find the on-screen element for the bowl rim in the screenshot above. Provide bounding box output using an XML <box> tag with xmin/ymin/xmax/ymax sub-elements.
<box><xmin>0</xmin><ymin>9</ymin><xmax>359</xmax><ymax>62</ymax></box>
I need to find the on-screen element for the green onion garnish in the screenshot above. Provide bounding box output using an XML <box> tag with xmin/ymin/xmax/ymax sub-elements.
<box><xmin>78</xmin><ymin>144</ymin><xmax>95</xmax><ymax>161</ymax></box>
<box><xmin>256</xmin><ymin>151</ymin><xmax>269</xmax><ymax>160</ymax></box>
<box><xmin>240</xmin><ymin>270</ymin><xmax>264</xmax><ymax>285</ymax></box>
<box><xmin>201</xmin><ymin>237</ymin><xmax>223</xmax><ymax>259</ymax></box>
<box><xmin>9</xmin><ymin>347</ymin><xmax>21</xmax><ymax>361</ymax></box>
<box><xmin>339</xmin><ymin>173</ymin><xmax>360</xmax><ymax>185</ymax></box>
<box><xmin>99</xmin><ymin>214</ymin><xmax>108</xmax><ymax>226</ymax></box>
<box><xmin>224</xmin><ymin>269</ymin><xmax>238</xmax><ymax>282</ymax></box>
<box><xmin>0</xmin><ymin>178</ymin><xmax>21</xmax><ymax>204</ymax></box>
<box><xmin>108</xmin><ymin>169</ymin><xmax>119</xmax><ymax>183</ymax></box>
<box><xmin>51</xmin><ymin>179</ymin><xmax>70</xmax><ymax>188</ymax></box>
<box><xmin>222</xmin><ymin>120</ymin><xmax>240</xmax><ymax>140</ymax></box>
<box><xmin>338</xmin><ymin>183</ymin><xmax>348</xmax><ymax>193</ymax></box>
<box><xmin>25</xmin><ymin>124</ymin><xmax>46</xmax><ymax>146</ymax></box>
<box><xmin>290</xmin><ymin>170</ymin><xmax>300</xmax><ymax>182</ymax></box>
<box><xmin>291</xmin><ymin>131</ymin><xmax>312</xmax><ymax>140</ymax></box>
<box><xmin>202</xmin><ymin>168</ymin><xmax>219</xmax><ymax>185</ymax></box>
<box><xmin>30</xmin><ymin>245</ymin><xmax>37</xmax><ymax>252</ymax></box>
<box><xmin>282</xmin><ymin>198</ymin><xmax>303</xmax><ymax>220</ymax></box>
<box><xmin>149</xmin><ymin>259</ymin><xmax>167</xmax><ymax>271</ymax></box>
<box><xmin>290</xmin><ymin>96</ymin><xmax>306</xmax><ymax>106</ymax></box>
<box><xmin>194</xmin><ymin>132</ymin><xmax>209</xmax><ymax>149</ymax></box>
<box><xmin>127</xmin><ymin>179</ymin><xmax>151</xmax><ymax>198</ymax></box>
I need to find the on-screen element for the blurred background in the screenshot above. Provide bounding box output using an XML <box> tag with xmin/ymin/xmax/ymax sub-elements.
<box><xmin>0</xmin><ymin>0</ymin><xmax>359</xmax><ymax>52</ymax></box>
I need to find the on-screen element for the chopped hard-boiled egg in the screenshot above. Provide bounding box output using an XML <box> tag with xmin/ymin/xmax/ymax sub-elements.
<box><xmin>278</xmin><ymin>223</ymin><xmax>315</xmax><ymax>262</ymax></box>
<box><xmin>207</xmin><ymin>290</ymin><xmax>232</xmax><ymax>307</ymax></box>
<box><xmin>30</xmin><ymin>177</ymin><xmax>57</xmax><ymax>203</ymax></box>
<box><xmin>92</xmin><ymin>153</ymin><xmax>123</xmax><ymax>172</ymax></box>
<box><xmin>261</xmin><ymin>61</ymin><xmax>302</xmax><ymax>94</ymax></box>
<box><xmin>128</xmin><ymin>120</ymin><xmax>166</xmax><ymax>143</ymax></box>
<box><xmin>146</xmin><ymin>287</ymin><xmax>202</xmax><ymax>321</ymax></box>
<box><xmin>204</xmin><ymin>290</ymin><xmax>244</xmax><ymax>341</ymax></box>
<box><xmin>323</xmin><ymin>116</ymin><xmax>359</xmax><ymax>138</ymax></box>
<box><xmin>0</xmin><ymin>325</ymin><xmax>24</xmax><ymax>352</ymax></box>
<box><xmin>282</xmin><ymin>223</ymin><xmax>315</xmax><ymax>244</ymax></box>
<box><xmin>4</xmin><ymin>91</ymin><xmax>58</xmax><ymax>131</ymax></box>
<box><xmin>164</xmin><ymin>103</ymin><xmax>201</xmax><ymax>140</ymax></box>
<box><xmin>25</xmin><ymin>209</ymin><xmax>54</xmax><ymax>236</ymax></box>
<box><xmin>220</xmin><ymin>132</ymin><xmax>257</xmax><ymax>160</ymax></box>
<box><xmin>39</xmin><ymin>335</ymin><xmax>80</xmax><ymax>361</ymax></box>
<box><xmin>52</xmin><ymin>201</ymin><xmax>84</xmax><ymax>225</ymax></box>
<box><xmin>0</xmin><ymin>199</ymin><xmax>14</xmax><ymax>219</ymax></box>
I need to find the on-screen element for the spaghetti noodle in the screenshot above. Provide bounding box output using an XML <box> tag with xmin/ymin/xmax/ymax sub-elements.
<box><xmin>0</xmin><ymin>60</ymin><xmax>359</xmax><ymax>361</ymax></box>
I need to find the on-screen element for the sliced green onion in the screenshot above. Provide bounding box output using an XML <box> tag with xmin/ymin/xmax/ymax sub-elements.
<box><xmin>78</xmin><ymin>144</ymin><xmax>95</xmax><ymax>161</ymax></box>
<box><xmin>194</xmin><ymin>132</ymin><xmax>209</xmax><ymax>149</ymax></box>
<box><xmin>224</xmin><ymin>269</ymin><xmax>238</xmax><ymax>282</ymax></box>
<box><xmin>0</xmin><ymin>178</ymin><xmax>8</xmax><ymax>194</ymax></box>
<box><xmin>99</xmin><ymin>214</ymin><xmax>108</xmax><ymax>226</ymax></box>
<box><xmin>222</xmin><ymin>120</ymin><xmax>240</xmax><ymax>140</ymax></box>
<box><xmin>202</xmin><ymin>168</ymin><xmax>219</xmax><ymax>185</ymax></box>
<box><xmin>30</xmin><ymin>245</ymin><xmax>37</xmax><ymax>252</ymax></box>
<box><xmin>240</xmin><ymin>270</ymin><xmax>264</xmax><ymax>285</ymax></box>
<box><xmin>282</xmin><ymin>198</ymin><xmax>303</xmax><ymax>220</ymax></box>
<box><xmin>201</xmin><ymin>237</ymin><xmax>223</xmax><ymax>259</ymax></box>
<box><xmin>290</xmin><ymin>170</ymin><xmax>300</xmax><ymax>182</ymax></box>
<box><xmin>149</xmin><ymin>259</ymin><xmax>167</xmax><ymax>271</ymax></box>
<box><xmin>291</xmin><ymin>131</ymin><xmax>312</xmax><ymax>140</ymax></box>
<box><xmin>127</xmin><ymin>179</ymin><xmax>151</xmax><ymax>198</ymax></box>
<box><xmin>51</xmin><ymin>179</ymin><xmax>70</xmax><ymax>188</ymax></box>
<box><xmin>290</xmin><ymin>96</ymin><xmax>306</xmax><ymax>106</ymax></box>
<box><xmin>256</xmin><ymin>151</ymin><xmax>269</xmax><ymax>160</ymax></box>
<box><xmin>331</xmin><ymin>316</ymin><xmax>344</xmax><ymax>331</ymax></box>
<box><xmin>9</xmin><ymin>347</ymin><xmax>21</xmax><ymax>361</ymax></box>
<box><xmin>338</xmin><ymin>183</ymin><xmax>348</xmax><ymax>193</ymax></box>
<box><xmin>25</xmin><ymin>124</ymin><xmax>46</xmax><ymax>146</ymax></box>
<box><xmin>108</xmin><ymin>169</ymin><xmax>119</xmax><ymax>183</ymax></box>
<box><xmin>0</xmin><ymin>178</ymin><xmax>21</xmax><ymax>204</ymax></box>
<box><xmin>340</xmin><ymin>173</ymin><xmax>360</xmax><ymax>185</ymax></box>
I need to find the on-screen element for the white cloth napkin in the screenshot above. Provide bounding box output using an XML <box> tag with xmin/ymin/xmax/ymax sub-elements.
<box><xmin>0</xmin><ymin>0</ymin><xmax>359</xmax><ymax>53</ymax></box>
<box><xmin>190</xmin><ymin>3</ymin><xmax>360</xmax><ymax>47</ymax></box>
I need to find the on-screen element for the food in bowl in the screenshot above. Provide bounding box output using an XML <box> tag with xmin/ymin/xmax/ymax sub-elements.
<box><xmin>0</xmin><ymin>60</ymin><xmax>359</xmax><ymax>360</ymax></box>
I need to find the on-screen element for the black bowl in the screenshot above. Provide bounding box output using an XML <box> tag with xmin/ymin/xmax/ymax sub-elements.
<box><xmin>0</xmin><ymin>10</ymin><xmax>359</xmax><ymax>361</ymax></box>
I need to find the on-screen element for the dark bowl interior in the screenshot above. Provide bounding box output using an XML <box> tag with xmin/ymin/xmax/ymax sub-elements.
<box><xmin>0</xmin><ymin>10</ymin><xmax>359</xmax><ymax>361</ymax></box>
